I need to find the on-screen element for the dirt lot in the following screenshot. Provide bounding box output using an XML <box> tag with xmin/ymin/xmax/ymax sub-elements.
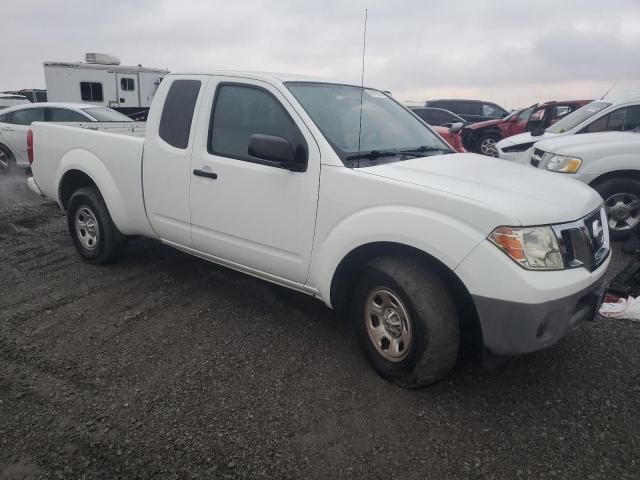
<box><xmin>1</xmin><ymin>169</ymin><xmax>639</xmax><ymax>479</ymax></box>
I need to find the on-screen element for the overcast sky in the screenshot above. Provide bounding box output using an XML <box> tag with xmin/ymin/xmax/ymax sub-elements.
<box><xmin>2</xmin><ymin>0</ymin><xmax>639</xmax><ymax>108</ymax></box>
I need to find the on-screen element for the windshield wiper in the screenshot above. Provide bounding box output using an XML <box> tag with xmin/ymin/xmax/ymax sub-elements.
<box><xmin>345</xmin><ymin>149</ymin><xmax>402</xmax><ymax>161</ymax></box>
<box><xmin>345</xmin><ymin>145</ymin><xmax>448</xmax><ymax>161</ymax></box>
<box><xmin>397</xmin><ymin>145</ymin><xmax>451</xmax><ymax>155</ymax></box>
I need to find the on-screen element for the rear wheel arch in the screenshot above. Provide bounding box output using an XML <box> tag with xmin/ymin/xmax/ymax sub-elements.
<box><xmin>329</xmin><ymin>242</ymin><xmax>483</xmax><ymax>348</ymax></box>
<box><xmin>59</xmin><ymin>169</ymin><xmax>98</xmax><ymax>210</ymax></box>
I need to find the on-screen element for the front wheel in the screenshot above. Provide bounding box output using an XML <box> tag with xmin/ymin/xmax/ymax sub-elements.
<box><xmin>67</xmin><ymin>187</ymin><xmax>127</xmax><ymax>264</ymax></box>
<box><xmin>594</xmin><ymin>177</ymin><xmax>640</xmax><ymax>240</ymax></box>
<box><xmin>351</xmin><ymin>257</ymin><xmax>459</xmax><ymax>388</ymax></box>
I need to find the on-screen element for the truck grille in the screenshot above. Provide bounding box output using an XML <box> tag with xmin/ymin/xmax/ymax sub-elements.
<box><xmin>553</xmin><ymin>207</ymin><xmax>610</xmax><ymax>272</ymax></box>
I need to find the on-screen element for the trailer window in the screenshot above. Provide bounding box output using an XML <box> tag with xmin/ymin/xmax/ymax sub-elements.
<box><xmin>159</xmin><ymin>79</ymin><xmax>201</xmax><ymax>149</ymax></box>
<box><xmin>80</xmin><ymin>82</ymin><xmax>103</xmax><ymax>102</ymax></box>
<box><xmin>121</xmin><ymin>78</ymin><xmax>135</xmax><ymax>91</ymax></box>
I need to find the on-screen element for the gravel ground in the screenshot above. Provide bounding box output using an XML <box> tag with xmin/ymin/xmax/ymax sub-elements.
<box><xmin>1</xmin><ymin>169</ymin><xmax>639</xmax><ymax>480</ymax></box>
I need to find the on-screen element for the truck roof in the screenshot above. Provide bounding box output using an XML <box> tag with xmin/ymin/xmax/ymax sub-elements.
<box><xmin>170</xmin><ymin>70</ymin><xmax>364</xmax><ymax>87</ymax></box>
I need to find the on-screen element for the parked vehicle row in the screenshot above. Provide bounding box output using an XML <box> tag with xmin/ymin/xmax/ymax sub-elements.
<box><xmin>462</xmin><ymin>100</ymin><xmax>590</xmax><ymax>156</ymax></box>
<box><xmin>27</xmin><ymin>71</ymin><xmax>610</xmax><ymax>388</ymax></box>
<box><xmin>497</xmin><ymin>93</ymin><xmax>640</xmax><ymax>162</ymax></box>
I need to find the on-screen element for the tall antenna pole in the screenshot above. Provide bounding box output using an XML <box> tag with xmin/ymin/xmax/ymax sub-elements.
<box><xmin>356</xmin><ymin>8</ymin><xmax>368</xmax><ymax>165</ymax></box>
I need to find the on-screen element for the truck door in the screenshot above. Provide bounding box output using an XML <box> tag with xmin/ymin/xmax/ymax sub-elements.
<box><xmin>189</xmin><ymin>77</ymin><xmax>321</xmax><ymax>284</ymax></box>
<box><xmin>142</xmin><ymin>76</ymin><xmax>206</xmax><ymax>246</ymax></box>
<box><xmin>116</xmin><ymin>73</ymin><xmax>139</xmax><ymax>108</ymax></box>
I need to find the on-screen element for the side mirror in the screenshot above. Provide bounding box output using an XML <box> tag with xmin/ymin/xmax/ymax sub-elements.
<box><xmin>449</xmin><ymin>122</ymin><xmax>464</xmax><ymax>133</ymax></box>
<box><xmin>248</xmin><ymin>134</ymin><xmax>307</xmax><ymax>172</ymax></box>
<box><xmin>510</xmin><ymin>116</ymin><xmax>519</xmax><ymax>123</ymax></box>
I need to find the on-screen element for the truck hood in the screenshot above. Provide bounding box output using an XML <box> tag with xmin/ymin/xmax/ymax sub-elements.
<box><xmin>534</xmin><ymin>131</ymin><xmax>640</xmax><ymax>155</ymax></box>
<box><xmin>497</xmin><ymin>130</ymin><xmax>558</xmax><ymax>147</ymax></box>
<box><xmin>464</xmin><ymin>118</ymin><xmax>504</xmax><ymax>131</ymax></box>
<box><xmin>360</xmin><ymin>152</ymin><xmax>602</xmax><ymax>227</ymax></box>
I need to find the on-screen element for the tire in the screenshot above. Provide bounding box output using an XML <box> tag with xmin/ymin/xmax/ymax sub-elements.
<box><xmin>66</xmin><ymin>186</ymin><xmax>127</xmax><ymax>264</ymax></box>
<box><xmin>593</xmin><ymin>177</ymin><xmax>640</xmax><ymax>240</ymax></box>
<box><xmin>0</xmin><ymin>144</ymin><xmax>15</xmax><ymax>173</ymax></box>
<box><xmin>351</xmin><ymin>256</ymin><xmax>459</xmax><ymax>388</ymax></box>
<box><xmin>477</xmin><ymin>134</ymin><xmax>500</xmax><ymax>157</ymax></box>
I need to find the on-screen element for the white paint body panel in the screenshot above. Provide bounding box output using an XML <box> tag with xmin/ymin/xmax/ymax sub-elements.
<box><xmin>31</xmin><ymin>70</ymin><xmax>606</xmax><ymax>311</ymax></box>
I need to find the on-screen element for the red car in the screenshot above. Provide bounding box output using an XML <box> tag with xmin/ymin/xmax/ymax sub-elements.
<box><xmin>433</xmin><ymin>124</ymin><xmax>465</xmax><ymax>153</ymax></box>
<box><xmin>461</xmin><ymin>100</ymin><xmax>591</xmax><ymax>156</ymax></box>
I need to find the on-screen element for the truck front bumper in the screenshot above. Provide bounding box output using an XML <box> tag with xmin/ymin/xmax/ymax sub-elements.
<box><xmin>455</xmin><ymin>238</ymin><xmax>610</xmax><ymax>356</ymax></box>
<box><xmin>473</xmin><ymin>280</ymin><xmax>606</xmax><ymax>355</ymax></box>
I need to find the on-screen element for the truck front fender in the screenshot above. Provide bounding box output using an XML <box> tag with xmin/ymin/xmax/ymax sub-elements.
<box><xmin>309</xmin><ymin>205</ymin><xmax>486</xmax><ymax>307</ymax></box>
<box><xmin>583</xmin><ymin>153</ymin><xmax>640</xmax><ymax>179</ymax></box>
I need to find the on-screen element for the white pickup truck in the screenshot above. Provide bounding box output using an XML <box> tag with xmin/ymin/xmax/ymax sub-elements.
<box><xmin>28</xmin><ymin>71</ymin><xmax>611</xmax><ymax>387</ymax></box>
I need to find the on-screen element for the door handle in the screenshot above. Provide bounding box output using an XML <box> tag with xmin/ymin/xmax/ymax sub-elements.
<box><xmin>193</xmin><ymin>169</ymin><xmax>218</xmax><ymax>180</ymax></box>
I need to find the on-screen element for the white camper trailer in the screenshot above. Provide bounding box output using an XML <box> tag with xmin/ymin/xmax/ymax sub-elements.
<box><xmin>44</xmin><ymin>53</ymin><xmax>168</xmax><ymax>115</ymax></box>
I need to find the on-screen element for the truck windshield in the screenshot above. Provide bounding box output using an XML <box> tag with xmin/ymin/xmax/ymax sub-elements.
<box><xmin>286</xmin><ymin>82</ymin><xmax>452</xmax><ymax>166</ymax></box>
<box><xmin>81</xmin><ymin>107</ymin><xmax>132</xmax><ymax>122</ymax></box>
<box><xmin>546</xmin><ymin>101</ymin><xmax>611</xmax><ymax>134</ymax></box>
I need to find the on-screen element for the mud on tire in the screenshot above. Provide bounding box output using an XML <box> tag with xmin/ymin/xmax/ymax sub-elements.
<box><xmin>351</xmin><ymin>256</ymin><xmax>460</xmax><ymax>388</ymax></box>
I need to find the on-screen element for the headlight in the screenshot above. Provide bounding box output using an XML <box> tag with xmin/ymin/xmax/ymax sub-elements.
<box><xmin>545</xmin><ymin>154</ymin><xmax>582</xmax><ymax>173</ymax></box>
<box><xmin>489</xmin><ymin>226</ymin><xmax>564</xmax><ymax>270</ymax></box>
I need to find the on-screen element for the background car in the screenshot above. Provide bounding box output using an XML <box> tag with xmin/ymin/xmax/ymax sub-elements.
<box><xmin>462</xmin><ymin>100</ymin><xmax>590</xmax><ymax>156</ymax></box>
<box><xmin>432</xmin><ymin>124</ymin><xmax>465</xmax><ymax>153</ymax></box>
<box><xmin>424</xmin><ymin>99</ymin><xmax>509</xmax><ymax>122</ymax></box>
<box><xmin>408</xmin><ymin>106</ymin><xmax>469</xmax><ymax>127</ymax></box>
<box><xmin>497</xmin><ymin>93</ymin><xmax>640</xmax><ymax>163</ymax></box>
<box><xmin>0</xmin><ymin>102</ymin><xmax>132</xmax><ymax>171</ymax></box>
<box><xmin>0</xmin><ymin>94</ymin><xmax>30</xmax><ymax>110</ymax></box>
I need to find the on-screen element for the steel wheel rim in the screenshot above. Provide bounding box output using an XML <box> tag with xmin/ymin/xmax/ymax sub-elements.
<box><xmin>364</xmin><ymin>287</ymin><xmax>412</xmax><ymax>362</ymax></box>
<box><xmin>605</xmin><ymin>193</ymin><xmax>640</xmax><ymax>231</ymax></box>
<box><xmin>75</xmin><ymin>206</ymin><xmax>100</xmax><ymax>250</ymax></box>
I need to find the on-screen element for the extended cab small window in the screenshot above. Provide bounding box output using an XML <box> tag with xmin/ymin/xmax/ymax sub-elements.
<box><xmin>208</xmin><ymin>84</ymin><xmax>305</xmax><ymax>163</ymax></box>
<box><xmin>120</xmin><ymin>78</ymin><xmax>135</xmax><ymax>91</ymax></box>
<box><xmin>158</xmin><ymin>79</ymin><xmax>201</xmax><ymax>149</ymax></box>
<box><xmin>80</xmin><ymin>82</ymin><xmax>103</xmax><ymax>102</ymax></box>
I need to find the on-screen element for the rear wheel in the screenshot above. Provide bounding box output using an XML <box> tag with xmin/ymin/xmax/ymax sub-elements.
<box><xmin>351</xmin><ymin>257</ymin><xmax>459</xmax><ymax>388</ymax></box>
<box><xmin>0</xmin><ymin>145</ymin><xmax>15</xmax><ymax>172</ymax></box>
<box><xmin>67</xmin><ymin>187</ymin><xmax>127</xmax><ymax>264</ymax></box>
<box><xmin>594</xmin><ymin>177</ymin><xmax>640</xmax><ymax>240</ymax></box>
<box><xmin>478</xmin><ymin>134</ymin><xmax>501</xmax><ymax>157</ymax></box>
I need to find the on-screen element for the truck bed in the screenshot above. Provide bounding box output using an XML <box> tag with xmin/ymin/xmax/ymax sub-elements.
<box><xmin>30</xmin><ymin>122</ymin><xmax>155</xmax><ymax>238</ymax></box>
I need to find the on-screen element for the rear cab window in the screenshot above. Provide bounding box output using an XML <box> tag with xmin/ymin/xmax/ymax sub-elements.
<box><xmin>159</xmin><ymin>79</ymin><xmax>202</xmax><ymax>149</ymax></box>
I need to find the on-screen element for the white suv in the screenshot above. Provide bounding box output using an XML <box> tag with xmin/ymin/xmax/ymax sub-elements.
<box><xmin>497</xmin><ymin>93</ymin><xmax>640</xmax><ymax>164</ymax></box>
<box><xmin>526</xmin><ymin>130</ymin><xmax>640</xmax><ymax>239</ymax></box>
